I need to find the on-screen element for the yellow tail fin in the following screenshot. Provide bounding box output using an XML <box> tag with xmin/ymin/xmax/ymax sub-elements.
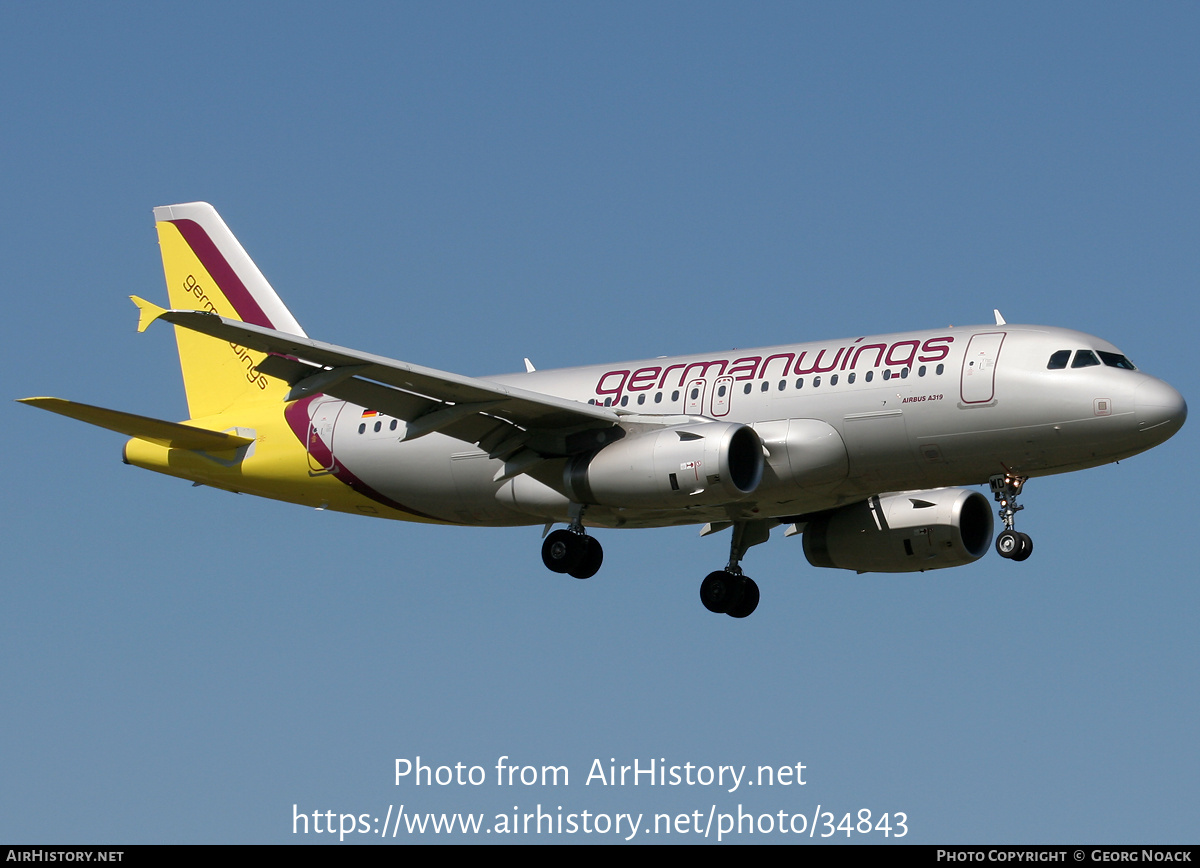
<box><xmin>153</xmin><ymin>202</ymin><xmax>307</xmax><ymax>418</ymax></box>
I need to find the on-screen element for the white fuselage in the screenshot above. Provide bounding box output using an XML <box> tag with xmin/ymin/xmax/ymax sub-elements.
<box><xmin>316</xmin><ymin>323</ymin><xmax>1185</xmax><ymax>528</ymax></box>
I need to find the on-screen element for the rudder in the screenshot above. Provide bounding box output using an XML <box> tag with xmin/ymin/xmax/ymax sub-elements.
<box><xmin>154</xmin><ymin>202</ymin><xmax>307</xmax><ymax>418</ymax></box>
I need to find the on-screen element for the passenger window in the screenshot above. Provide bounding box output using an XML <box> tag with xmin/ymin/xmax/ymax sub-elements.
<box><xmin>637</xmin><ymin>394</ymin><xmax>645</xmax><ymax>405</ymax></box>
<box><xmin>743</xmin><ymin>384</ymin><xmax>752</xmax><ymax>394</ymax></box>
<box><xmin>936</xmin><ymin>364</ymin><xmax>944</xmax><ymax>375</ymax></box>
<box><xmin>1072</xmin><ymin>350</ymin><xmax>1100</xmax><ymax>368</ymax></box>
<box><xmin>918</xmin><ymin>365</ymin><xmax>926</xmax><ymax>377</ymax></box>
<box><xmin>795</xmin><ymin>378</ymin><xmax>804</xmax><ymax>389</ymax></box>
<box><xmin>848</xmin><ymin>372</ymin><xmax>856</xmax><ymax>384</ymax></box>
<box><xmin>865</xmin><ymin>371</ymin><xmax>874</xmax><ymax>382</ymax></box>
<box><xmin>778</xmin><ymin>380</ymin><xmax>786</xmax><ymax>391</ymax></box>
<box><xmin>883</xmin><ymin>370</ymin><xmax>891</xmax><ymax>380</ymax></box>
<box><xmin>654</xmin><ymin>392</ymin><xmax>662</xmax><ymax>403</ymax></box>
<box><xmin>1047</xmin><ymin>350</ymin><xmax>1071</xmax><ymax>369</ymax></box>
<box><xmin>830</xmin><ymin>374</ymin><xmax>839</xmax><ymax>385</ymax></box>
<box><xmin>813</xmin><ymin>376</ymin><xmax>822</xmax><ymax>387</ymax></box>
<box><xmin>761</xmin><ymin>382</ymin><xmax>769</xmax><ymax>392</ymax></box>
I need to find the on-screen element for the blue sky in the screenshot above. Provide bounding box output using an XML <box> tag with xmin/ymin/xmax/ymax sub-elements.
<box><xmin>3</xmin><ymin>2</ymin><xmax>1197</xmax><ymax>844</ymax></box>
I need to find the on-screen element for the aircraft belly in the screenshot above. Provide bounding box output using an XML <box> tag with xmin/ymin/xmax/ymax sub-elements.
<box><xmin>449</xmin><ymin>448</ymin><xmax>539</xmax><ymax>524</ymax></box>
<box><xmin>325</xmin><ymin>411</ymin><xmax>848</xmax><ymax>529</ymax></box>
<box><xmin>908</xmin><ymin>408</ymin><xmax>1142</xmax><ymax>481</ymax></box>
<box><xmin>840</xmin><ymin>409</ymin><xmax>922</xmax><ymax>487</ymax></box>
<box><xmin>330</xmin><ymin>422</ymin><xmax>531</xmax><ymax>526</ymax></box>
<box><xmin>556</xmin><ymin>490</ymin><xmax>845</xmax><ymax>529</ymax></box>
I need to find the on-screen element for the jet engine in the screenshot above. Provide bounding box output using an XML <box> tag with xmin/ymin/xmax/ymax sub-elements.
<box><xmin>565</xmin><ymin>421</ymin><xmax>763</xmax><ymax>509</ymax></box>
<box><xmin>802</xmin><ymin>488</ymin><xmax>993</xmax><ymax>572</ymax></box>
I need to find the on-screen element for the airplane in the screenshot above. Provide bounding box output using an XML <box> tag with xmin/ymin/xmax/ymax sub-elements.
<box><xmin>20</xmin><ymin>202</ymin><xmax>1187</xmax><ymax>618</ymax></box>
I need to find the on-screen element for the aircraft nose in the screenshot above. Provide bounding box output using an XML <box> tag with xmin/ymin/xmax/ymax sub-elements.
<box><xmin>1135</xmin><ymin>377</ymin><xmax>1187</xmax><ymax>442</ymax></box>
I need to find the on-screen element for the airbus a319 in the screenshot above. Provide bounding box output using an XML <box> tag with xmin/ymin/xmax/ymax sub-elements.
<box><xmin>21</xmin><ymin>203</ymin><xmax>1187</xmax><ymax>618</ymax></box>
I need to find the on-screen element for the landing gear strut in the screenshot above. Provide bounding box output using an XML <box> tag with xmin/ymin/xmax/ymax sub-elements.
<box><xmin>700</xmin><ymin>520</ymin><xmax>769</xmax><ymax>618</ymax></box>
<box><xmin>990</xmin><ymin>472</ymin><xmax>1033</xmax><ymax>561</ymax></box>
<box><xmin>541</xmin><ymin>506</ymin><xmax>603</xmax><ymax>579</ymax></box>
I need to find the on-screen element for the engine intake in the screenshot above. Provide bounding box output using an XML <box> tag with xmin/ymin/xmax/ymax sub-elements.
<box><xmin>565</xmin><ymin>421</ymin><xmax>763</xmax><ymax>508</ymax></box>
<box><xmin>802</xmin><ymin>488</ymin><xmax>993</xmax><ymax>572</ymax></box>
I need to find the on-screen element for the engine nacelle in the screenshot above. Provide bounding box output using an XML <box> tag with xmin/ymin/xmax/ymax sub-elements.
<box><xmin>802</xmin><ymin>488</ymin><xmax>993</xmax><ymax>572</ymax></box>
<box><xmin>565</xmin><ymin>421</ymin><xmax>763</xmax><ymax>509</ymax></box>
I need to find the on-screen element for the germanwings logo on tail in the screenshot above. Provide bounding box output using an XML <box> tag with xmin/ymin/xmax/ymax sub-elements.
<box><xmin>166</xmin><ymin>219</ymin><xmax>277</xmax><ymax>329</ymax></box>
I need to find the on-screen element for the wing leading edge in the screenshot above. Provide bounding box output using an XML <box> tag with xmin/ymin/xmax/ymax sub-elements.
<box><xmin>131</xmin><ymin>297</ymin><xmax>620</xmax><ymax>458</ymax></box>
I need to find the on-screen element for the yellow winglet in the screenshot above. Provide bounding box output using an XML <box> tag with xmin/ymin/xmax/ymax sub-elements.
<box><xmin>130</xmin><ymin>295</ymin><xmax>167</xmax><ymax>333</ymax></box>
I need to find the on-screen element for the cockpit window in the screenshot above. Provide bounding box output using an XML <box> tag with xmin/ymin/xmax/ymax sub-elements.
<box><xmin>1098</xmin><ymin>351</ymin><xmax>1136</xmax><ymax>370</ymax></box>
<box><xmin>1047</xmin><ymin>350</ymin><xmax>1071</xmax><ymax>370</ymax></box>
<box><xmin>1050</xmin><ymin>348</ymin><xmax>1135</xmax><ymax>371</ymax></box>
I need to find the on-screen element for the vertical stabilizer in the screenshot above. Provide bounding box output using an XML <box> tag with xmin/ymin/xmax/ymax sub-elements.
<box><xmin>153</xmin><ymin>202</ymin><xmax>308</xmax><ymax>418</ymax></box>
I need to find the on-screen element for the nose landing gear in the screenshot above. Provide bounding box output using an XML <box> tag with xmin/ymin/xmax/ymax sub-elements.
<box><xmin>990</xmin><ymin>473</ymin><xmax>1033</xmax><ymax>561</ymax></box>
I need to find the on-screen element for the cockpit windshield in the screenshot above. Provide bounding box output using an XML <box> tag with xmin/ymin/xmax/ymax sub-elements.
<box><xmin>1047</xmin><ymin>350</ymin><xmax>1071</xmax><ymax>370</ymax></box>
<box><xmin>1046</xmin><ymin>349</ymin><xmax>1137</xmax><ymax>371</ymax></box>
<box><xmin>1098</xmin><ymin>351</ymin><xmax>1137</xmax><ymax>370</ymax></box>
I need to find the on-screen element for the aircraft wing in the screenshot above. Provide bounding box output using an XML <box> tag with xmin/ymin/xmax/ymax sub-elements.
<box><xmin>133</xmin><ymin>298</ymin><xmax>619</xmax><ymax>453</ymax></box>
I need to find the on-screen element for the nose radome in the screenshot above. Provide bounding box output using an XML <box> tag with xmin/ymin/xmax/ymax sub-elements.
<box><xmin>1135</xmin><ymin>378</ymin><xmax>1187</xmax><ymax>441</ymax></box>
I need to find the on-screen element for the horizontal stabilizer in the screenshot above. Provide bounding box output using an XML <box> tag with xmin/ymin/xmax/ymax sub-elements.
<box><xmin>17</xmin><ymin>398</ymin><xmax>254</xmax><ymax>451</ymax></box>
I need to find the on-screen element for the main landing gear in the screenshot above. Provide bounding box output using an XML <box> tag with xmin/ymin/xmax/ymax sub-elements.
<box><xmin>541</xmin><ymin>507</ymin><xmax>604</xmax><ymax>579</ymax></box>
<box><xmin>990</xmin><ymin>472</ymin><xmax>1033</xmax><ymax>562</ymax></box>
<box><xmin>539</xmin><ymin>510</ymin><xmax>769</xmax><ymax>618</ymax></box>
<box><xmin>700</xmin><ymin>520</ymin><xmax>769</xmax><ymax>619</ymax></box>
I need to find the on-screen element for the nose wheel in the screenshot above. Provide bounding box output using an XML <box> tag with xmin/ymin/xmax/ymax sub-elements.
<box><xmin>990</xmin><ymin>473</ymin><xmax>1033</xmax><ymax>561</ymax></box>
<box><xmin>995</xmin><ymin>528</ymin><xmax>1033</xmax><ymax>561</ymax></box>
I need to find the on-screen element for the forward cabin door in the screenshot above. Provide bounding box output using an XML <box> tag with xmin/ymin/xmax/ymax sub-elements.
<box><xmin>960</xmin><ymin>332</ymin><xmax>1005</xmax><ymax>404</ymax></box>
